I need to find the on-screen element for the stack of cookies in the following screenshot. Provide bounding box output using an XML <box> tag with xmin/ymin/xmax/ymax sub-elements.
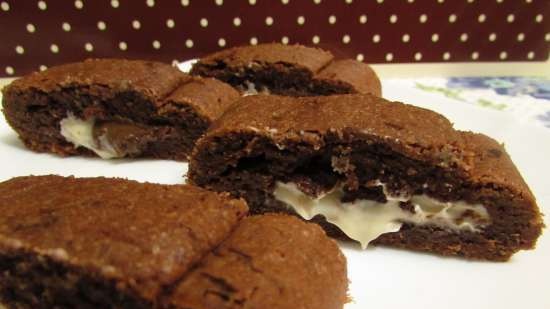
<box><xmin>0</xmin><ymin>43</ymin><xmax>544</xmax><ymax>309</ymax></box>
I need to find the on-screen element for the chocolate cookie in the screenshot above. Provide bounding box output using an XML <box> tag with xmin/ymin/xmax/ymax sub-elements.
<box><xmin>1</xmin><ymin>59</ymin><xmax>240</xmax><ymax>161</ymax></box>
<box><xmin>169</xmin><ymin>214</ymin><xmax>347</xmax><ymax>309</ymax></box>
<box><xmin>190</xmin><ymin>43</ymin><xmax>381</xmax><ymax>97</ymax></box>
<box><xmin>0</xmin><ymin>175</ymin><xmax>347</xmax><ymax>309</ymax></box>
<box><xmin>188</xmin><ymin>94</ymin><xmax>544</xmax><ymax>261</ymax></box>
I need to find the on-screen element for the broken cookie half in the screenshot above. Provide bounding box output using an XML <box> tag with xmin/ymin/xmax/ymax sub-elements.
<box><xmin>188</xmin><ymin>94</ymin><xmax>544</xmax><ymax>261</ymax></box>
<box><xmin>2</xmin><ymin>59</ymin><xmax>239</xmax><ymax>161</ymax></box>
<box><xmin>190</xmin><ymin>43</ymin><xmax>381</xmax><ymax>97</ymax></box>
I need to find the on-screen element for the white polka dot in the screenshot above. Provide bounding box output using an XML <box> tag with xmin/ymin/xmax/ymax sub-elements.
<box><xmin>460</xmin><ymin>33</ymin><xmax>468</xmax><ymax>42</ymax></box>
<box><xmin>313</xmin><ymin>0</ymin><xmax>321</xmax><ymax>3</ymax></box>
<box><xmin>39</xmin><ymin>65</ymin><xmax>47</xmax><ymax>71</ymax></box>
<box><xmin>38</xmin><ymin>1</ymin><xmax>47</xmax><ymax>10</ymax></box>
<box><xmin>281</xmin><ymin>36</ymin><xmax>289</xmax><ymax>44</ymax></box>
<box><xmin>489</xmin><ymin>33</ymin><xmax>497</xmax><ymax>41</ymax></box>
<box><xmin>132</xmin><ymin>20</ymin><xmax>141</xmax><ymax>29</ymax></box>
<box><xmin>448</xmin><ymin>14</ymin><xmax>457</xmax><ymax>23</ymax></box>
<box><xmin>185</xmin><ymin>39</ymin><xmax>194</xmax><ymax>48</ymax></box>
<box><xmin>356</xmin><ymin>54</ymin><xmax>364</xmax><ymax>62</ymax></box>
<box><xmin>342</xmin><ymin>34</ymin><xmax>351</xmax><ymax>44</ymax></box>
<box><xmin>200</xmin><ymin>18</ymin><xmax>208</xmax><ymax>27</ymax></box>
<box><xmin>166</xmin><ymin>18</ymin><xmax>175</xmax><ymax>28</ymax></box>
<box><xmin>402</xmin><ymin>33</ymin><xmax>410</xmax><ymax>43</ymax></box>
<box><xmin>414</xmin><ymin>52</ymin><xmax>422</xmax><ymax>61</ymax></box>
<box><xmin>15</xmin><ymin>45</ymin><xmax>24</xmax><ymax>54</ymax></box>
<box><xmin>526</xmin><ymin>0</ymin><xmax>532</xmax><ymax>3</ymax></box>
<box><xmin>471</xmin><ymin>51</ymin><xmax>479</xmax><ymax>60</ymax></box>
<box><xmin>97</xmin><ymin>20</ymin><xmax>107</xmax><ymax>30</ymax></box>
<box><xmin>377</xmin><ymin>0</ymin><xmax>383</xmax><ymax>3</ymax></box>
<box><xmin>527</xmin><ymin>51</ymin><xmax>535</xmax><ymax>59</ymax></box>
<box><xmin>312</xmin><ymin>35</ymin><xmax>320</xmax><ymax>44</ymax></box>
<box><xmin>5</xmin><ymin>66</ymin><xmax>14</xmax><ymax>75</ymax></box>
<box><xmin>328</xmin><ymin>15</ymin><xmax>336</xmax><ymax>24</ymax></box>
<box><xmin>26</xmin><ymin>23</ymin><xmax>36</xmax><ymax>33</ymax></box>
<box><xmin>74</xmin><ymin>0</ymin><xmax>83</xmax><ymax>9</ymax></box>
<box><xmin>407</xmin><ymin>0</ymin><xmax>414</xmax><ymax>2</ymax></box>
<box><xmin>62</xmin><ymin>22</ymin><xmax>71</xmax><ymax>32</ymax></box>
<box><xmin>496</xmin><ymin>0</ymin><xmax>503</xmax><ymax>3</ymax></box>
<box><xmin>250</xmin><ymin>37</ymin><xmax>258</xmax><ymax>45</ymax></box>
<box><xmin>443</xmin><ymin>52</ymin><xmax>451</xmax><ymax>60</ymax></box>
<box><xmin>499</xmin><ymin>51</ymin><xmax>507</xmax><ymax>60</ymax></box>
<box><xmin>265</xmin><ymin>16</ymin><xmax>274</xmax><ymax>26</ymax></box>
<box><xmin>84</xmin><ymin>42</ymin><xmax>93</xmax><ymax>52</ymax></box>
<box><xmin>111</xmin><ymin>0</ymin><xmax>119</xmax><ymax>8</ymax></box>
<box><xmin>152</xmin><ymin>40</ymin><xmax>161</xmax><ymax>49</ymax></box>
<box><xmin>437</xmin><ymin>0</ymin><xmax>444</xmax><ymax>3</ymax></box>
<box><xmin>281</xmin><ymin>0</ymin><xmax>289</xmax><ymax>3</ymax></box>
<box><xmin>345</xmin><ymin>0</ymin><xmax>352</xmax><ymax>3</ymax></box>
<box><xmin>359</xmin><ymin>14</ymin><xmax>367</xmax><ymax>24</ymax></box>
<box><xmin>248</xmin><ymin>0</ymin><xmax>256</xmax><ymax>4</ymax></box>
<box><xmin>467</xmin><ymin>0</ymin><xmax>474</xmax><ymax>3</ymax></box>
<box><xmin>1</xmin><ymin>1</ymin><xmax>9</xmax><ymax>11</ymax></box>
<box><xmin>546</xmin><ymin>33</ymin><xmax>550</xmax><ymax>41</ymax></box>
<box><xmin>171</xmin><ymin>59</ymin><xmax>179</xmax><ymax>66</ymax></box>
<box><xmin>50</xmin><ymin>44</ymin><xmax>59</xmax><ymax>54</ymax></box>
<box><xmin>372</xmin><ymin>34</ymin><xmax>381</xmax><ymax>43</ymax></box>
<box><xmin>535</xmin><ymin>14</ymin><xmax>543</xmax><ymax>23</ymax></box>
<box><xmin>385</xmin><ymin>53</ymin><xmax>393</xmax><ymax>62</ymax></box>
<box><xmin>297</xmin><ymin>16</ymin><xmax>305</xmax><ymax>25</ymax></box>
<box><xmin>419</xmin><ymin>14</ymin><xmax>427</xmax><ymax>23</ymax></box>
<box><xmin>146</xmin><ymin>0</ymin><xmax>154</xmax><ymax>7</ymax></box>
<box><xmin>507</xmin><ymin>14</ymin><xmax>514</xmax><ymax>23</ymax></box>
<box><xmin>431</xmin><ymin>33</ymin><xmax>439</xmax><ymax>42</ymax></box>
<box><xmin>233</xmin><ymin>17</ymin><xmax>241</xmax><ymax>26</ymax></box>
<box><xmin>215</xmin><ymin>0</ymin><xmax>223</xmax><ymax>5</ymax></box>
<box><xmin>389</xmin><ymin>14</ymin><xmax>398</xmax><ymax>23</ymax></box>
<box><xmin>478</xmin><ymin>14</ymin><xmax>486</xmax><ymax>23</ymax></box>
<box><xmin>517</xmin><ymin>33</ymin><xmax>525</xmax><ymax>41</ymax></box>
<box><xmin>118</xmin><ymin>41</ymin><xmax>127</xmax><ymax>51</ymax></box>
<box><xmin>218</xmin><ymin>38</ymin><xmax>226</xmax><ymax>47</ymax></box>
<box><xmin>181</xmin><ymin>0</ymin><xmax>190</xmax><ymax>6</ymax></box>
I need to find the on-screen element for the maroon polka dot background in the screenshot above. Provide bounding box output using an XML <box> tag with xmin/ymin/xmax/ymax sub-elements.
<box><xmin>0</xmin><ymin>0</ymin><xmax>549</xmax><ymax>77</ymax></box>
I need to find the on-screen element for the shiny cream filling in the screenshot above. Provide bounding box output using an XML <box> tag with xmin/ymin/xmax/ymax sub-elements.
<box><xmin>59</xmin><ymin>113</ymin><xmax>119</xmax><ymax>159</ymax></box>
<box><xmin>243</xmin><ymin>81</ymin><xmax>270</xmax><ymax>96</ymax></box>
<box><xmin>273</xmin><ymin>182</ymin><xmax>490</xmax><ymax>249</ymax></box>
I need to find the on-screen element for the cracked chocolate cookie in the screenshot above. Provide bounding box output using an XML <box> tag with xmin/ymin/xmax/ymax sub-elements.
<box><xmin>168</xmin><ymin>214</ymin><xmax>347</xmax><ymax>309</ymax></box>
<box><xmin>0</xmin><ymin>175</ymin><xmax>347</xmax><ymax>309</ymax></box>
<box><xmin>1</xmin><ymin>59</ymin><xmax>240</xmax><ymax>161</ymax></box>
<box><xmin>188</xmin><ymin>94</ymin><xmax>544</xmax><ymax>261</ymax></box>
<box><xmin>190</xmin><ymin>43</ymin><xmax>381</xmax><ymax>97</ymax></box>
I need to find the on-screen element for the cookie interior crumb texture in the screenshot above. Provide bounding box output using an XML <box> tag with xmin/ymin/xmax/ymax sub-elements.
<box><xmin>1</xmin><ymin>59</ymin><xmax>240</xmax><ymax>161</ymax></box>
<box><xmin>191</xmin><ymin>43</ymin><xmax>382</xmax><ymax>97</ymax></box>
<box><xmin>188</xmin><ymin>93</ymin><xmax>544</xmax><ymax>261</ymax></box>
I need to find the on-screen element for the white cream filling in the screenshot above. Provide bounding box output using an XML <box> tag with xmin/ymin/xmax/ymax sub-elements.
<box><xmin>59</xmin><ymin>113</ymin><xmax>119</xmax><ymax>159</ymax></box>
<box><xmin>242</xmin><ymin>81</ymin><xmax>270</xmax><ymax>96</ymax></box>
<box><xmin>273</xmin><ymin>182</ymin><xmax>490</xmax><ymax>249</ymax></box>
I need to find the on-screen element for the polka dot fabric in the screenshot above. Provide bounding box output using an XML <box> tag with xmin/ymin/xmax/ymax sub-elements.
<box><xmin>0</xmin><ymin>0</ymin><xmax>548</xmax><ymax>76</ymax></box>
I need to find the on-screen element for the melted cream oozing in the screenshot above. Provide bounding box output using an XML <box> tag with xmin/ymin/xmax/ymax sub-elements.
<box><xmin>273</xmin><ymin>182</ymin><xmax>490</xmax><ymax>249</ymax></box>
<box><xmin>242</xmin><ymin>81</ymin><xmax>270</xmax><ymax>96</ymax></box>
<box><xmin>59</xmin><ymin>113</ymin><xmax>119</xmax><ymax>159</ymax></box>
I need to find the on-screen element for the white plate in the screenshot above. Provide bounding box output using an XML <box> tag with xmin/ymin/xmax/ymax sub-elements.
<box><xmin>0</xmin><ymin>61</ymin><xmax>548</xmax><ymax>309</ymax></box>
